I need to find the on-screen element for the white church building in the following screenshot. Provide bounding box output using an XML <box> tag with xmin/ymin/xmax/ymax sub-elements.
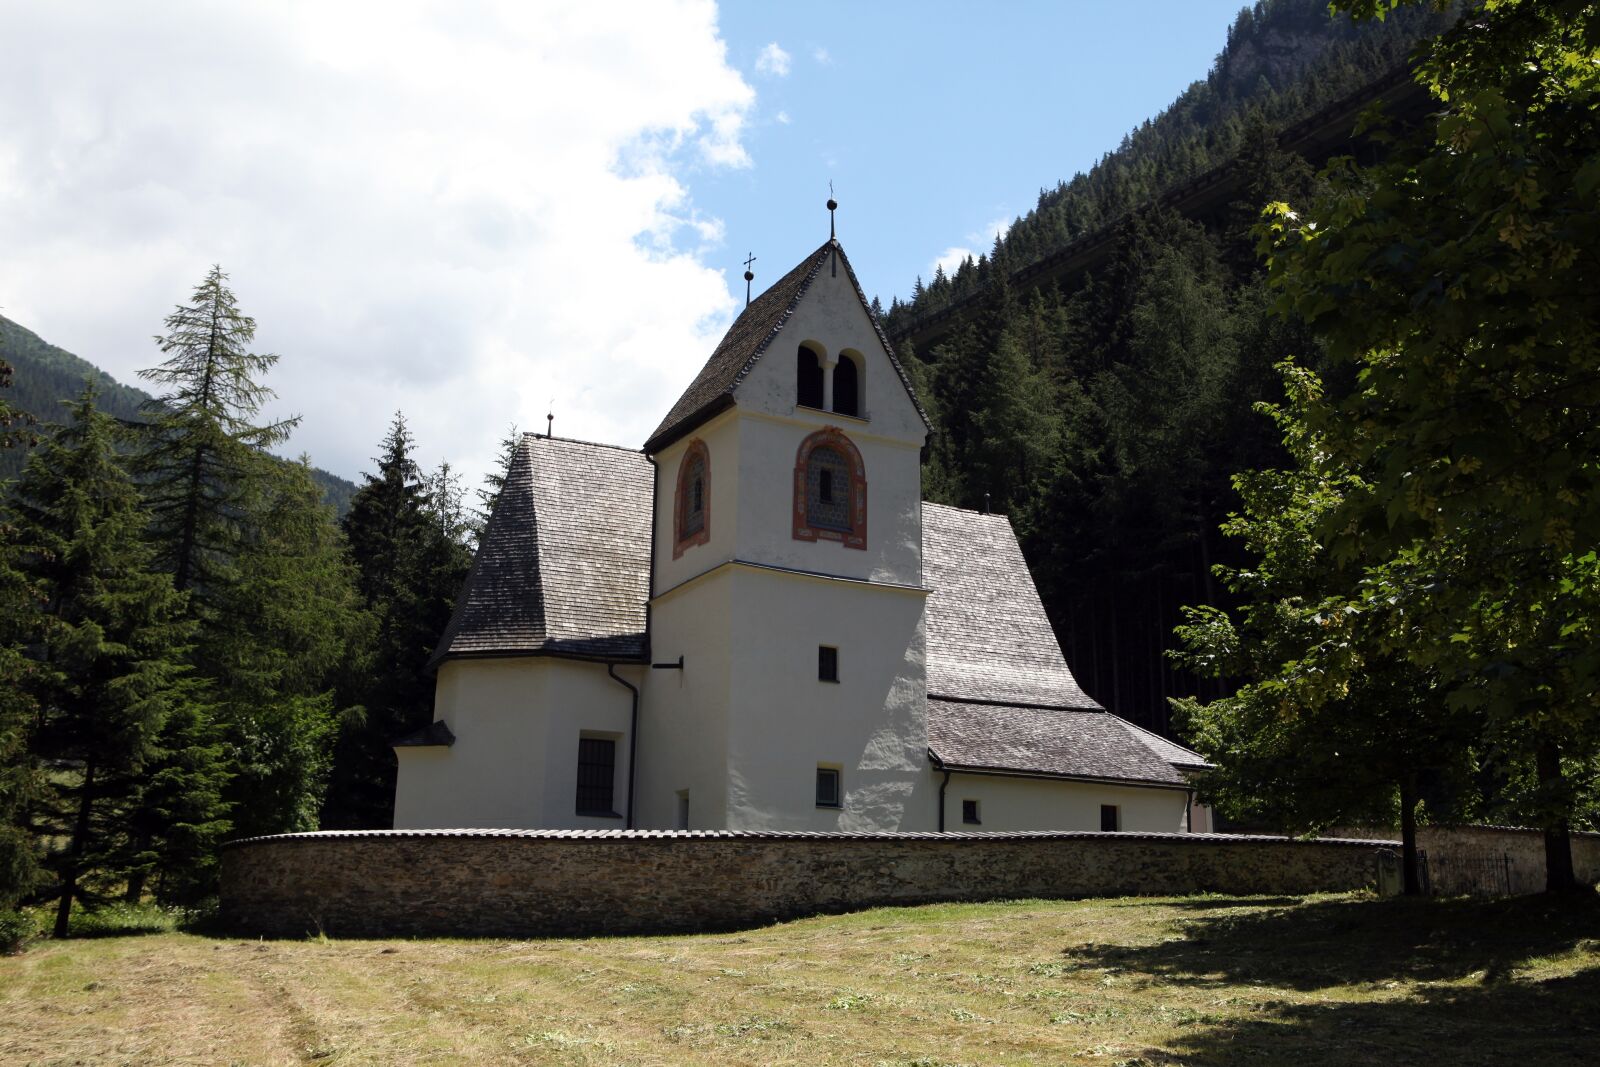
<box><xmin>393</xmin><ymin>236</ymin><xmax>1211</xmax><ymax>834</ymax></box>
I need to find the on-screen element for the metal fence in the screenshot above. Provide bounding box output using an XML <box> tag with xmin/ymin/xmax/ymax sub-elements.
<box><xmin>1378</xmin><ymin>847</ymin><xmax>1534</xmax><ymax>897</ymax></box>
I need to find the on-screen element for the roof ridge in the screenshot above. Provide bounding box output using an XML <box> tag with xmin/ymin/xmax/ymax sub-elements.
<box><xmin>921</xmin><ymin>500</ymin><xmax>1010</xmax><ymax>520</ymax></box>
<box><xmin>523</xmin><ymin>432</ymin><xmax>646</xmax><ymax>456</ymax></box>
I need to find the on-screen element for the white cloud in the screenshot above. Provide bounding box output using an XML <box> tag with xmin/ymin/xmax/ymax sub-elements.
<box><xmin>927</xmin><ymin>216</ymin><xmax>1014</xmax><ymax>279</ymax></box>
<box><xmin>931</xmin><ymin>247</ymin><xmax>975</xmax><ymax>278</ymax></box>
<box><xmin>0</xmin><ymin>0</ymin><xmax>757</xmax><ymax>488</ymax></box>
<box><xmin>755</xmin><ymin>42</ymin><xmax>791</xmax><ymax>77</ymax></box>
<box><xmin>976</xmin><ymin>216</ymin><xmax>1013</xmax><ymax>245</ymax></box>
<box><xmin>812</xmin><ymin>47</ymin><xmax>832</xmax><ymax>65</ymax></box>
<box><xmin>776</xmin><ymin>110</ymin><xmax>792</xmax><ymax>125</ymax></box>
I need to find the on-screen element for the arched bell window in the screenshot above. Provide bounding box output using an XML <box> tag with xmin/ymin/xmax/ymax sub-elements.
<box><xmin>793</xmin><ymin>428</ymin><xmax>867</xmax><ymax>550</ymax></box>
<box><xmin>833</xmin><ymin>352</ymin><xmax>861</xmax><ymax>417</ymax></box>
<box><xmin>673</xmin><ymin>439</ymin><xmax>711</xmax><ymax>559</ymax></box>
<box><xmin>796</xmin><ymin>344</ymin><xmax>824</xmax><ymax>409</ymax></box>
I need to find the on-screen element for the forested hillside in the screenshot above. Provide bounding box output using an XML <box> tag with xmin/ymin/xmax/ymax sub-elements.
<box><xmin>0</xmin><ymin>314</ymin><xmax>356</xmax><ymax>514</ymax></box>
<box><xmin>887</xmin><ymin>0</ymin><xmax>1457</xmax><ymax>735</ymax></box>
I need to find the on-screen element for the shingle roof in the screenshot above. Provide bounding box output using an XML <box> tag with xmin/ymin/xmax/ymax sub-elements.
<box><xmin>643</xmin><ymin>239</ymin><xmax>930</xmax><ymax>454</ymax></box>
<box><xmin>922</xmin><ymin>502</ymin><xmax>1099</xmax><ymax>709</ymax></box>
<box><xmin>927</xmin><ymin>699</ymin><xmax>1199</xmax><ymax>786</ymax></box>
<box><xmin>428</xmin><ymin>435</ymin><xmax>652</xmax><ymax>668</ymax></box>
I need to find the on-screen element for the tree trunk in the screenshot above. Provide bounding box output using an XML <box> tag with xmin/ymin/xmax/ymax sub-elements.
<box><xmin>1400</xmin><ymin>773</ymin><xmax>1421</xmax><ymax>897</ymax></box>
<box><xmin>53</xmin><ymin>762</ymin><xmax>95</xmax><ymax>939</ymax></box>
<box><xmin>1536</xmin><ymin>741</ymin><xmax>1578</xmax><ymax>894</ymax></box>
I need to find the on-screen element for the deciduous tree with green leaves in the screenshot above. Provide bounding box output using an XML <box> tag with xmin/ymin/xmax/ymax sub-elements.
<box><xmin>1257</xmin><ymin>0</ymin><xmax>1600</xmax><ymax>890</ymax></box>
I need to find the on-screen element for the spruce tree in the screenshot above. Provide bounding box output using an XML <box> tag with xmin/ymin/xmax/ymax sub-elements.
<box><xmin>325</xmin><ymin>414</ymin><xmax>470</xmax><ymax>827</ymax></box>
<box><xmin>137</xmin><ymin>265</ymin><xmax>298</xmax><ymax>605</ymax></box>
<box><xmin>8</xmin><ymin>386</ymin><xmax>205</xmax><ymax>935</ymax></box>
<box><xmin>205</xmin><ymin>459</ymin><xmax>372</xmax><ymax>840</ymax></box>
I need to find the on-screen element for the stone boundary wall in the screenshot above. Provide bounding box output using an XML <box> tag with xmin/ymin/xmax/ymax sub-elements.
<box><xmin>1327</xmin><ymin>825</ymin><xmax>1600</xmax><ymax>895</ymax></box>
<box><xmin>220</xmin><ymin>829</ymin><xmax>1396</xmax><ymax>939</ymax></box>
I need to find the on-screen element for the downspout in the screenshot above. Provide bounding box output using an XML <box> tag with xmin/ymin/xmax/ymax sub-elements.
<box><xmin>608</xmin><ymin>663</ymin><xmax>640</xmax><ymax>830</ymax></box>
<box><xmin>618</xmin><ymin>452</ymin><xmax>662</xmax><ymax>833</ymax></box>
<box><xmin>1185</xmin><ymin>788</ymin><xmax>1193</xmax><ymax>834</ymax></box>
<box><xmin>931</xmin><ymin>751</ymin><xmax>951</xmax><ymax>832</ymax></box>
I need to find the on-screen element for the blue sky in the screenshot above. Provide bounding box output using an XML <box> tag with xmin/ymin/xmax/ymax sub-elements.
<box><xmin>708</xmin><ymin>1</ymin><xmax>1252</xmax><ymax>306</ymax></box>
<box><xmin>1</xmin><ymin>1</ymin><xmax>1259</xmax><ymax>485</ymax></box>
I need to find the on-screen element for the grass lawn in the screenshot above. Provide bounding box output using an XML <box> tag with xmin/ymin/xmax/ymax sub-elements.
<box><xmin>1</xmin><ymin>891</ymin><xmax>1596</xmax><ymax>1065</ymax></box>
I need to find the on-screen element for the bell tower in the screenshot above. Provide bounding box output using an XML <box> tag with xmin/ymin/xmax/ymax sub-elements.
<box><xmin>637</xmin><ymin>209</ymin><xmax>935</xmax><ymax>831</ymax></box>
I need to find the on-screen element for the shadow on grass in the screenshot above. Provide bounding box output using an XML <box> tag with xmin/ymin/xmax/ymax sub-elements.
<box><xmin>1072</xmin><ymin>893</ymin><xmax>1600</xmax><ymax>991</ymax></box>
<box><xmin>1074</xmin><ymin>894</ymin><xmax>1600</xmax><ymax>1066</ymax></box>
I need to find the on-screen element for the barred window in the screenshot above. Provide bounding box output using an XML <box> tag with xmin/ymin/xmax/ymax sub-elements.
<box><xmin>576</xmin><ymin>737</ymin><xmax>618</xmax><ymax>816</ymax></box>
<box><xmin>805</xmin><ymin>446</ymin><xmax>852</xmax><ymax>531</ymax></box>
<box><xmin>673</xmin><ymin>439</ymin><xmax>711</xmax><ymax>557</ymax></box>
<box><xmin>683</xmin><ymin>453</ymin><xmax>706</xmax><ymax>536</ymax></box>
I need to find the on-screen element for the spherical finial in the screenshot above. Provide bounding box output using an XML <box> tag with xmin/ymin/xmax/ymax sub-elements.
<box><xmin>743</xmin><ymin>269</ymin><xmax>754</xmax><ymax>282</ymax></box>
<box><xmin>827</xmin><ymin>197</ymin><xmax>837</xmax><ymax>212</ymax></box>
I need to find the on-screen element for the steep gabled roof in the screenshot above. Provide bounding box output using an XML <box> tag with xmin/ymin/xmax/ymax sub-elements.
<box><xmin>428</xmin><ymin>434</ymin><xmax>652</xmax><ymax>669</ymax></box>
<box><xmin>926</xmin><ymin>699</ymin><xmax>1196</xmax><ymax>786</ymax></box>
<box><xmin>922</xmin><ymin>502</ymin><xmax>1099</xmax><ymax>709</ymax></box>
<box><xmin>644</xmin><ymin>239</ymin><xmax>931</xmax><ymax>454</ymax></box>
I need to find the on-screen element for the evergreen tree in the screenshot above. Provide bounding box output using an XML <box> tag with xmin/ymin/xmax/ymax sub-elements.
<box><xmin>8</xmin><ymin>386</ymin><xmax>205</xmax><ymax>935</ymax></box>
<box><xmin>473</xmin><ymin>424</ymin><xmax>520</xmax><ymax>539</ymax></box>
<box><xmin>137</xmin><ymin>265</ymin><xmax>298</xmax><ymax>605</ymax></box>
<box><xmin>325</xmin><ymin>414</ymin><xmax>471</xmax><ymax>827</ymax></box>
<box><xmin>0</xmin><ymin>486</ymin><xmax>41</xmax><ymax>944</ymax></box>
<box><xmin>198</xmin><ymin>459</ymin><xmax>372</xmax><ymax>842</ymax></box>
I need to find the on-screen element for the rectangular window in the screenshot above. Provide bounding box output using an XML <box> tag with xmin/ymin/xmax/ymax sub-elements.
<box><xmin>816</xmin><ymin>766</ymin><xmax>841</xmax><ymax>808</ymax></box>
<box><xmin>818</xmin><ymin>645</ymin><xmax>839</xmax><ymax>682</ymax></box>
<box><xmin>962</xmin><ymin>799</ymin><xmax>981</xmax><ymax>825</ymax></box>
<box><xmin>675</xmin><ymin>789</ymin><xmax>689</xmax><ymax>830</ymax></box>
<box><xmin>1100</xmin><ymin>804</ymin><xmax>1120</xmax><ymax>832</ymax></box>
<box><xmin>576</xmin><ymin>737</ymin><xmax>618</xmax><ymax>816</ymax></box>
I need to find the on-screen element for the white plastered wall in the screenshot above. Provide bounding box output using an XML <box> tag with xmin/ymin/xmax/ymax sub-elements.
<box><xmin>940</xmin><ymin>773</ymin><xmax>1192</xmax><ymax>834</ymax></box>
<box><xmin>722</xmin><ymin>565</ymin><xmax>934</xmax><ymax>831</ymax></box>
<box><xmin>729</xmin><ymin>254</ymin><xmax>927</xmax><ymax>586</ymax></box>
<box><xmin>392</xmin><ymin>657</ymin><xmax>639</xmax><ymax>830</ymax></box>
<box><xmin>634</xmin><ymin>571</ymin><xmax>734</xmax><ymax>829</ymax></box>
<box><xmin>653</xmin><ymin>407</ymin><xmax>740</xmax><ymax>595</ymax></box>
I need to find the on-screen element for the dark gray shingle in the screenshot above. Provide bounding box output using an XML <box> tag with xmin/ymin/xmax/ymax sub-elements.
<box><xmin>927</xmin><ymin>699</ymin><xmax>1201</xmax><ymax>786</ymax></box>
<box><xmin>923</xmin><ymin>502</ymin><xmax>1098</xmax><ymax>709</ymax></box>
<box><xmin>429</xmin><ymin>435</ymin><xmax>652</xmax><ymax>667</ymax></box>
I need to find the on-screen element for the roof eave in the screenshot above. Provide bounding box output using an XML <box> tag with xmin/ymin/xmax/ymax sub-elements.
<box><xmin>928</xmin><ymin>752</ymin><xmax>1192</xmax><ymax>792</ymax></box>
<box><xmin>643</xmin><ymin>393</ymin><xmax>736</xmax><ymax>455</ymax></box>
<box><xmin>429</xmin><ymin>645</ymin><xmax>650</xmax><ymax>675</ymax></box>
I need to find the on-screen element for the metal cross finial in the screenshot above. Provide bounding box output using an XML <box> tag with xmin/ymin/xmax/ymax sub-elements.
<box><xmin>743</xmin><ymin>251</ymin><xmax>757</xmax><ymax>308</ymax></box>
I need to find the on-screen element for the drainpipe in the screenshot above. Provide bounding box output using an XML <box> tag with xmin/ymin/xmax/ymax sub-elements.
<box><xmin>608</xmin><ymin>663</ymin><xmax>640</xmax><ymax>830</ymax></box>
<box><xmin>608</xmin><ymin>452</ymin><xmax>661</xmax><ymax>833</ymax></box>
<box><xmin>931</xmin><ymin>751</ymin><xmax>951</xmax><ymax>832</ymax></box>
<box><xmin>1185</xmin><ymin>789</ymin><xmax>1193</xmax><ymax>834</ymax></box>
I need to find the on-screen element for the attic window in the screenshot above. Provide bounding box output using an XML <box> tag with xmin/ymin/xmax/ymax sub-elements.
<box><xmin>1100</xmin><ymin>804</ymin><xmax>1120</xmax><ymax>832</ymax></box>
<box><xmin>833</xmin><ymin>353</ymin><xmax>860</xmax><ymax>417</ymax></box>
<box><xmin>673</xmin><ymin>439</ymin><xmax>711</xmax><ymax>559</ymax></box>
<box><xmin>797</xmin><ymin>345</ymin><xmax>824</xmax><ymax>408</ymax></box>
<box><xmin>793</xmin><ymin>428</ymin><xmax>867</xmax><ymax>549</ymax></box>
<box><xmin>962</xmin><ymin>799</ymin><xmax>981</xmax><ymax>825</ymax></box>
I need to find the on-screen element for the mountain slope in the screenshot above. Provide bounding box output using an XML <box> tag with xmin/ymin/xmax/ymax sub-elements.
<box><xmin>0</xmin><ymin>313</ymin><xmax>356</xmax><ymax>515</ymax></box>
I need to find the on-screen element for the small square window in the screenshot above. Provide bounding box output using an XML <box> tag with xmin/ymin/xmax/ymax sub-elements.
<box><xmin>1100</xmin><ymin>804</ymin><xmax>1120</xmax><ymax>832</ymax></box>
<box><xmin>962</xmin><ymin>799</ymin><xmax>981</xmax><ymax>825</ymax></box>
<box><xmin>818</xmin><ymin>645</ymin><xmax>839</xmax><ymax>683</ymax></box>
<box><xmin>816</xmin><ymin>766</ymin><xmax>841</xmax><ymax>808</ymax></box>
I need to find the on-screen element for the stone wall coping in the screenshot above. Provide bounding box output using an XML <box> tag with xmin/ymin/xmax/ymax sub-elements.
<box><xmin>222</xmin><ymin>827</ymin><xmax>1402</xmax><ymax>850</ymax></box>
